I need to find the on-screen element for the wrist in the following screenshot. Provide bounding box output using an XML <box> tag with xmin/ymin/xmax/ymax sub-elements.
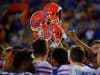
<box><xmin>71</xmin><ymin>36</ymin><xmax>78</xmax><ymax>41</ymax></box>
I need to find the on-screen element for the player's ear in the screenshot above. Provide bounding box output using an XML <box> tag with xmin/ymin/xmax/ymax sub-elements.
<box><xmin>46</xmin><ymin>49</ymin><xmax>49</xmax><ymax>55</ymax></box>
<box><xmin>83</xmin><ymin>57</ymin><xmax>86</xmax><ymax>63</ymax></box>
<box><xmin>68</xmin><ymin>56</ymin><xmax>71</xmax><ymax>64</ymax></box>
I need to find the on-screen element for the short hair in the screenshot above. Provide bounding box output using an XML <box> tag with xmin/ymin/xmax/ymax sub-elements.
<box><xmin>12</xmin><ymin>48</ymin><xmax>33</xmax><ymax>69</ymax></box>
<box><xmin>52</xmin><ymin>48</ymin><xmax>68</xmax><ymax>65</ymax></box>
<box><xmin>70</xmin><ymin>46</ymin><xmax>85</xmax><ymax>63</ymax></box>
<box><xmin>92</xmin><ymin>40</ymin><xmax>100</xmax><ymax>45</ymax></box>
<box><xmin>32</xmin><ymin>38</ymin><xmax>48</xmax><ymax>57</ymax></box>
<box><xmin>5</xmin><ymin>47</ymin><xmax>12</xmax><ymax>53</ymax></box>
<box><xmin>12</xmin><ymin>45</ymin><xmax>25</xmax><ymax>49</ymax></box>
<box><xmin>12</xmin><ymin>45</ymin><xmax>26</xmax><ymax>55</ymax></box>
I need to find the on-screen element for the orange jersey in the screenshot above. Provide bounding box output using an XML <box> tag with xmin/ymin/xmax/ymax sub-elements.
<box><xmin>30</xmin><ymin>3</ymin><xmax>64</xmax><ymax>40</ymax></box>
<box><xmin>30</xmin><ymin>11</ymin><xmax>44</xmax><ymax>29</ymax></box>
<box><xmin>30</xmin><ymin>11</ymin><xmax>46</xmax><ymax>39</ymax></box>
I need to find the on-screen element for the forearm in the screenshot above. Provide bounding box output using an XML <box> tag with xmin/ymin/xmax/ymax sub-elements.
<box><xmin>71</xmin><ymin>37</ymin><xmax>93</xmax><ymax>54</ymax></box>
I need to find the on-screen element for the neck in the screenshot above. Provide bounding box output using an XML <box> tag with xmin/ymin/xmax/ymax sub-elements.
<box><xmin>98</xmin><ymin>64</ymin><xmax>100</xmax><ymax>67</ymax></box>
<box><xmin>71</xmin><ymin>61</ymin><xmax>84</xmax><ymax>67</ymax></box>
<box><xmin>16</xmin><ymin>65</ymin><xmax>28</xmax><ymax>73</ymax></box>
<box><xmin>34</xmin><ymin>56</ymin><xmax>46</xmax><ymax>61</ymax></box>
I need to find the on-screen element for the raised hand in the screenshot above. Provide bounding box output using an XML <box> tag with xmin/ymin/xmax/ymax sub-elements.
<box><xmin>67</xmin><ymin>30</ymin><xmax>77</xmax><ymax>40</ymax></box>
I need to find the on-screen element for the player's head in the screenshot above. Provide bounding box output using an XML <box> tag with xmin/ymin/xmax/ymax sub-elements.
<box><xmin>42</xmin><ymin>3</ymin><xmax>62</xmax><ymax>18</ymax></box>
<box><xmin>42</xmin><ymin>3</ymin><xmax>62</xmax><ymax>25</ymax></box>
<box><xmin>32</xmin><ymin>38</ymin><xmax>48</xmax><ymax>57</ymax></box>
<box><xmin>70</xmin><ymin>46</ymin><xmax>85</xmax><ymax>63</ymax></box>
<box><xmin>91</xmin><ymin>40</ymin><xmax>100</xmax><ymax>54</ymax></box>
<box><xmin>30</xmin><ymin>11</ymin><xmax>46</xmax><ymax>39</ymax></box>
<box><xmin>30</xmin><ymin>11</ymin><xmax>45</xmax><ymax>31</ymax></box>
<box><xmin>0</xmin><ymin>23</ymin><xmax>6</xmax><ymax>42</ymax></box>
<box><xmin>12</xmin><ymin>45</ymin><xmax>25</xmax><ymax>49</ymax></box>
<box><xmin>12</xmin><ymin>48</ymin><xmax>34</xmax><ymax>72</ymax></box>
<box><xmin>91</xmin><ymin>40</ymin><xmax>100</xmax><ymax>66</ymax></box>
<box><xmin>52</xmin><ymin>47</ymin><xmax>68</xmax><ymax>66</ymax></box>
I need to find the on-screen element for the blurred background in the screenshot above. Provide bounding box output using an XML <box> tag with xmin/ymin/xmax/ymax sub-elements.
<box><xmin>0</xmin><ymin>0</ymin><xmax>100</xmax><ymax>49</ymax></box>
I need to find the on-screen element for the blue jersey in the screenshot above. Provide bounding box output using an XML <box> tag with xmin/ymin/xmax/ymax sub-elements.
<box><xmin>52</xmin><ymin>66</ymin><xmax>60</xmax><ymax>75</ymax></box>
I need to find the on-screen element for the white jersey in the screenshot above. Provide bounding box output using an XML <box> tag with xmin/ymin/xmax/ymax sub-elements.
<box><xmin>96</xmin><ymin>67</ymin><xmax>100</xmax><ymax>75</ymax></box>
<box><xmin>69</xmin><ymin>65</ymin><xmax>95</xmax><ymax>75</ymax></box>
<box><xmin>1</xmin><ymin>72</ymin><xmax>34</xmax><ymax>75</ymax></box>
<box><xmin>33</xmin><ymin>60</ymin><xmax>52</xmax><ymax>75</ymax></box>
<box><xmin>58</xmin><ymin>65</ymin><xmax>70</xmax><ymax>75</ymax></box>
<box><xmin>58</xmin><ymin>64</ymin><xmax>95</xmax><ymax>75</ymax></box>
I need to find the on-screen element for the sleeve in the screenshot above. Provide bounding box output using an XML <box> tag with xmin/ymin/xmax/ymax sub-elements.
<box><xmin>96</xmin><ymin>68</ymin><xmax>100</xmax><ymax>75</ymax></box>
<box><xmin>36</xmin><ymin>62</ymin><xmax>52</xmax><ymax>75</ymax></box>
<box><xmin>57</xmin><ymin>65</ymin><xmax>70</xmax><ymax>75</ymax></box>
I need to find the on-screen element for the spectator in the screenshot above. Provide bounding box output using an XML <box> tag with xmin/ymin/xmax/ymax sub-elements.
<box><xmin>0</xmin><ymin>23</ymin><xmax>9</xmax><ymax>49</ymax></box>
<box><xmin>84</xmin><ymin>23</ymin><xmax>96</xmax><ymax>45</ymax></box>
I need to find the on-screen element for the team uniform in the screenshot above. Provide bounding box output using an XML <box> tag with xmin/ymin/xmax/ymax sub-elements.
<box><xmin>96</xmin><ymin>67</ymin><xmax>100</xmax><ymax>75</ymax></box>
<box><xmin>58</xmin><ymin>65</ymin><xmax>70</xmax><ymax>75</ymax></box>
<box><xmin>58</xmin><ymin>64</ymin><xmax>96</xmax><ymax>75</ymax></box>
<box><xmin>52</xmin><ymin>66</ymin><xmax>58</xmax><ymax>75</ymax></box>
<box><xmin>1</xmin><ymin>72</ymin><xmax>34</xmax><ymax>75</ymax></box>
<box><xmin>30</xmin><ymin>3</ymin><xmax>67</xmax><ymax>48</ymax></box>
<box><xmin>33</xmin><ymin>60</ymin><xmax>52</xmax><ymax>75</ymax></box>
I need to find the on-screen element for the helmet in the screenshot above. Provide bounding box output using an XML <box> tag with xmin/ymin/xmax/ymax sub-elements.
<box><xmin>42</xmin><ymin>3</ymin><xmax>62</xmax><ymax>25</ymax></box>
<box><xmin>42</xmin><ymin>3</ymin><xmax>62</xmax><ymax>16</ymax></box>
<box><xmin>30</xmin><ymin>3</ymin><xmax>64</xmax><ymax>40</ymax></box>
<box><xmin>30</xmin><ymin>11</ymin><xmax>44</xmax><ymax>31</ymax></box>
<box><xmin>30</xmin><ymin>11</ymin><xmax>45</xmax><ymax>39</ymax></box>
